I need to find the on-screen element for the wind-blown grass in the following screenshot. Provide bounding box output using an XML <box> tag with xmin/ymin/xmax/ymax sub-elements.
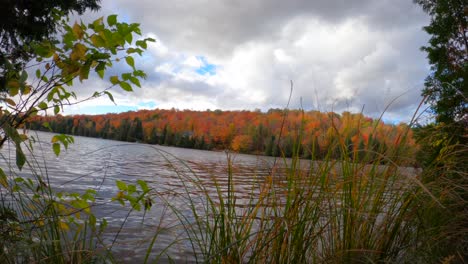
<box><xmin>159</xmin><ymin>124</ymin><xmax>429</xmax><ymax>263</ymax></box>
<box><xmin>1</xmin><ymin>113</ymin><xmax>465</xmax><ymax>263</ymax></box>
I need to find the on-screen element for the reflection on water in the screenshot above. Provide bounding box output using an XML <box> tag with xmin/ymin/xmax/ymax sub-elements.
<box><xmin>0</xmin><ymin>131</ymin><xmax>286</xmax><ymax>262</ymax></box>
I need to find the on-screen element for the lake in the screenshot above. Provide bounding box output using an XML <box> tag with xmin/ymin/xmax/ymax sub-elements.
<box><xmin>0</xmin><ymin>131</ymin><xmax>421</xmax><ymax>263</ymax></box>
<box><xmin>1</xmin><ymin>131</ymin><xmax>289</xmax><ymax>263</ymax></box>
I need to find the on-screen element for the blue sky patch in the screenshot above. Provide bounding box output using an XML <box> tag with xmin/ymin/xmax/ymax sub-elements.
<box><xmin>138</xmin><ymin>101</ymin><xmax>156</xmax><ymax>108</ymax></box>
<box><xmin>78</xmin><ymin>105</ymin><xmax>138</xmax><ymax>115</ymax></box>
<box><xmin>195</xmin><ymin>56</ymin><xmax>216</xmax><ymax>76</ymax></box>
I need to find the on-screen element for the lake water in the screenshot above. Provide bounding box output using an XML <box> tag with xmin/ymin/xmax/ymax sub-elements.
<box><xmin>0</xmin><ymin>131</ymin><xmax>421</xmax><ymax>263</ymax></box>
<box><xmin>0</xmin><ymin>131</ymin><xmax>288</xmax><ymax>263</ymax></box>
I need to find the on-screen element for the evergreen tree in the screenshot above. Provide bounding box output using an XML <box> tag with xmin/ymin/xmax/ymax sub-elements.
<box><xmin>118</xmin><ymin>119</ymin><xmax>130</xmax><ymax>142</ymax></box>
<box><xmin>133</xmin><ymin>117</ymin><xmax>144</xmax><ymax>141</ymax></box>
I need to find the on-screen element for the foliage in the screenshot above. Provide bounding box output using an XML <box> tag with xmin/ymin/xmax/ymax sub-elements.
<box><xmin>0</xmin><ymin>9</ymin><xmax>155</xmax><ymax>262</ymax></box>
<box><xmin>27</xmin><ymin>109</ymin><xmax>418</xmax><ymax>164</ymax></box>
<box><xmin>0</xmin><ymin>141</ymin><xmax>154</xmax><ymax>262</ymax></box>
<box><xmin>412</xmin><ymin>1</ymin><xmax>467</xmax><ymax>261</ymax></box>
<box><xmin>412</xmin><ymin>122</ymin><xmax>468</xmax><ymax>261</ymax></box>
<box><xmin>1</xmin><ymin>11</ymin><xmax>154</xmax><ymax>164</ymax></box>
<box><xmin>0</xmin><ymin>0</ymin><xmax>101</xmax><ymax>71</ymax></box>
<box><xmin>414</xmin><ymin>0</ymin><xmax>467</xmax><ymax>124</ymax></box>
<box><xmin>413</xmin><ymin>0</ymin><xmax>467</xmax><ymax>167</ymax></box>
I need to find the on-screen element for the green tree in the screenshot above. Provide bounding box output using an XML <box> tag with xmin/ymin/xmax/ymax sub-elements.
<box><xmin>101</xmin><ymin>119</ymin><xmax>111</xmax><ymax>139</ymax></box>
<box><xmin>0</xmin><ymin>1</ymin><xmax>101</xmax><ymax>83</ymax></box>
<box><xmin>414</xmin><ymin>0</ymin><xmax>467</xmax><ymax>166</ymax></box>
<box><xmin>0</xmin><ymin>8</ymin><xmax>155</xmax><ymax>262</ymax></box>
<box><xmin>0</xmin><ymin>13</ymin><xmax>154</xmax><ymax>166</ymax></box>
<box><xmin>133</xmin><ymin>117</ymin><xmax>144</xmax><ymax>141</ymax></box>
<box><xmin>118</xmin><ymin>119</ymin><xmax>131</xmax><ymax>141</ymax></box>
<box><xmin>415</xmin><ymin>0</ymin><xmax>467</xmax><ymax>124</ymax></box>
<box><xmin>414</xmin><ymin>1</ymin><xmax>467</xmax><ymax>261</ymax></box>
<box><xmin>413</xmin><ymin>0</ymin><xmax>467</xmax><ymax>169</ymax></box>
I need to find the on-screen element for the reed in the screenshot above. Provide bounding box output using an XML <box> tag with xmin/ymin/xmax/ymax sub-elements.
<box><xmin>1</xmin><ymin>113</ymin><xmax>464</xmax><ymax>263</ymax></box>
<box><xmin>163</xmin><ymin>116</ymin><xmax>430</xmax><ymax>263</ymax></box>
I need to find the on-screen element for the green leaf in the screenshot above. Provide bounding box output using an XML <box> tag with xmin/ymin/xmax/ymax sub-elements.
<box><xmin>53</xmin><ymin>143</ymin><xmax>60</xmax><ymax>156</ymax></box>
<box><xmin>35</xmin><ymin>41</ymin><xmax>54</xmax><ymax>58</ymax></box>
<box><xmin>47</xmin><ymin>87</ymin><xmax>57</xmax><ymax>101</ymax></box>
<box><xmin>79</xmin><ymin>64</ymin><xmax>90</xmax><ymax>82</ymax></box>
<box><xmin>95</xmin><ymin>62</ymin><xmax>106</xmax><ymax>79</ymax></box>
<box><xmin>116</xmin><ymin>180</ymin><xmax>127</xmax><ymax>191</ymax></box>
<box><xmin>8</xmin><ymin>88</ymin><xmax>19</xmax><ymax>97</ymax></box>
<box><xmin>110</xmin><ymin>76</ymin><xmax>119</xmax><ymax>85</ymax></box>
<box><xmin>96</xmin><ymin>69</ymin><xmax>105</xmax><ymax>79</ymax></box>
<box><xmin>107</xmin><ymin>14</ymin><xmax>117</xmax><ymax>26</ymax></box>
<box><xmin>21</xmin><ymin>84</ymin><xmax>31</xmax><ymax>95</ymax></box>
<box><xmin>121</xmin><ymin>73</ymin><xmax>132</xmax><ymax>80</ymax></box>
<box><xmin>51</xmin><ymin>134</ymin><xmax>74</xmax><ymax>152</ymax></box>
<box><xmin>92</xmin><ymin>17</ymin><xmax>104</xmax><ymax>31</ymax></box>
<box><xmin>128</xmin><ymin>184</ymin><xmax>136</xmax><ymax>193</ymax></box>
<box><xmin>126</xmin><ymin>48</ymin><xmax>142</xmax><ymax>55</ymax></box>
<box><xmin>129</xmin><ymin>77</ymin><xmax>141</xmax><ymax>87</ymax></box>
<box><xmin>137</xmin><ymin>180</ymin><xmax>149</xmax><ymax>192</ymax></box>
<box><xmin>16</xmin><ymin>147</ymin><xmax>26</xmax><ymax>170</ymax></box>
<box><xmin>133</xmin><ymin>70</ymin><xmax>146</xmax><ymax>78</ymax></box>
<box><xmin>89</xmin><ymin>214</ymin><xmax>96</xmax><ymax>227</ymax></box>
<box><xmin>135</xmin><ymin>40</ymin><xmax>147</xmax><ymax>49</ymax></box>
<box><xmin>54</xmin><ymin>105</ymin><xmax>60</xmax><ymax>115</ymax></box>
<box><xmin>90</xmin><ymin>34</ymin><xmax>106</xmax><ymax>47</ymax></box>
<box><xmin>38</xmin><ymin>102</ymin><xmax>48</xmax><ymax>110</ymax></box>
<box><xmin>20</xmin><ymin>70</ymin><xmax>28</xmax><ymax>83</ymax></box>
<box><xmin>125</xmin><ymin>33</ymin><xmax>133</xmax><ymax>44</ymax></box>
<box><xmin>125</xmin><ymin>56</ymin><xmax>135</xmax><ymax>69</ymax></box>
<box><xmin>63</xmin><ymin>32</ymin><xmax>75</xmax><ymax>49</ymax></box>
<box><xmin>132</xmin><ymin>202</ymin><xmax>141</xmax><ymax>211</ymax></box>
<box><xmin>36</xmin><ymin>69</ymin><xmax>41</xmax><ymax>78</ymax></box>
<box><xmin>100</xmin><ymin>218</ymin><xmax>108</xmax><ymax>232</ymax></box>
<box><xmin>104</xmin><ymin>91</ymin><xmax>115</xmax><ymax>103</ymax></box>
<box><xmin>134</xmin><ymin>27</ymin><xmax>142</xmax><ymax>35</ymax></box>
<box><xmin>119</xmin><ymin>81</ymin><xmax>133</xmax><ymax>92</ymax></box>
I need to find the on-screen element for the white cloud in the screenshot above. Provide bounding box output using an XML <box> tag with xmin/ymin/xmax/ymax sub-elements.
<box><xmin>66</xmin><ymin>0</ymin><xmax>431</xmax><ymax>122</ymax></box>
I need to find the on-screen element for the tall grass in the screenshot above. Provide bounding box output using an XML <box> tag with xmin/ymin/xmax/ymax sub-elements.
<box><xmin>161</xmin><ymin>117</ymin><xmax>429</xmax><ymax>263</ymax></box>
<box><xmin>1</xmin><ymin>113</ymin><xmax>464</xmax><ymax>263</ymax></box>
<box><xmin>411</xmin><ymin>122</ymin><xmax>467</xmax><ymax>263</ymax></box>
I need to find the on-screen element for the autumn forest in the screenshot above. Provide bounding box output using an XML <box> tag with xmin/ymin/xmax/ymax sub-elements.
<box><xmin>27</xmin><ymin>108</ymin><xmax>417</xmax><ymax>163</ymax></box>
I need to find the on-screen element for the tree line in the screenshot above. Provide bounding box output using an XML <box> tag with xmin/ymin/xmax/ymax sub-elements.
<box><xmin>27</xmin><ymin>108</ymin><xmax>417</xmax><ymax>163</ymax></box>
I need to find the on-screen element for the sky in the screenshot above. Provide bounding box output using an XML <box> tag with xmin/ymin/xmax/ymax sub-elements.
<box><xmin>64</xmin><ymin>0</ymin><xmax>431</xmax><ymax>123</ymax></box>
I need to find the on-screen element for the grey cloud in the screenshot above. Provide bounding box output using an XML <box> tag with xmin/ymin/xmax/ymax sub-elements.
<box><xmin>98</xmin><ymin>0</ymin><xmax>394</xmax><ymax>56</ymax></box>
<box><xmin>72</xmin><ymin>0</ymin><xmax>432</xmax><ymax>122</ymax></box>
<box><xmin>363</xmin><ymin>0</ymin><xmax>430</xmax><ymax>30</ymax></box>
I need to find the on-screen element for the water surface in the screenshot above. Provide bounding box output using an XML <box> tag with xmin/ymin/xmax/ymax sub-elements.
<box><xmin>1</xmin><ymin>131</ymin><xmax>284</xmax><ymax>262</ymax></box>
